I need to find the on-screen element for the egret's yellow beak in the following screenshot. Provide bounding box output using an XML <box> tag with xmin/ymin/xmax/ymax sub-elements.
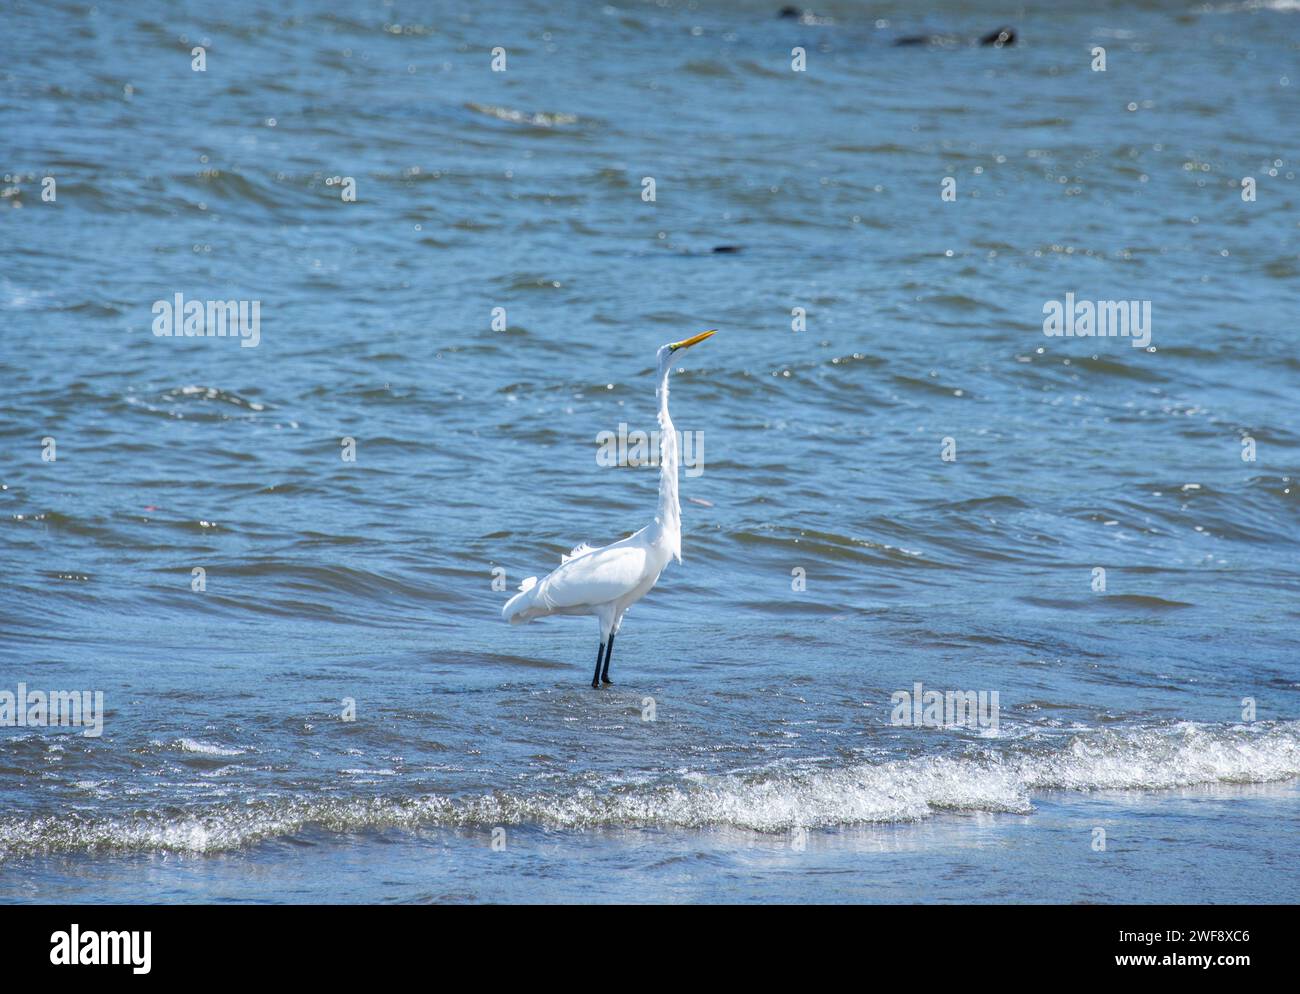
<box><xmin>668</xmin><ymin>329</ymin><xmax>717</xmax><ymax>352</ymax></box>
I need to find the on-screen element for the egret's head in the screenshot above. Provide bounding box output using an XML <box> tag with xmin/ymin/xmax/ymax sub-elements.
<box><xmin>657</xmin><ymin>329</ymin><xmax>716</xmax><ymax>370</ymax></box>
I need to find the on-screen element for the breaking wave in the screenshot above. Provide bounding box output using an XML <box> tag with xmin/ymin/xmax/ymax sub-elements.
<box><xmin>2</xmin><ymin>721</ymin><xmax>1296</xmax><ymax>857</ymax></box>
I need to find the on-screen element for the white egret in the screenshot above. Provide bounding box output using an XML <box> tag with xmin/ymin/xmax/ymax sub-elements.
<box><xmin>502</xmin><ymin>329</ymin><xmax>716</xmax><ymax>687</ymax></box>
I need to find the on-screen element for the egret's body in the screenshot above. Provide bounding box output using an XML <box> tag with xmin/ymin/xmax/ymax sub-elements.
<box><xmin>502</xmin><ymin>330</ymin><xmax>715</xmax><ymax>687</ymax></box>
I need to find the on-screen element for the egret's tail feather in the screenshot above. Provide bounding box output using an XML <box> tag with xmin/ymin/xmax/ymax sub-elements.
<box><xmin>502</xmin><ymin>576</ymin><xmax>540</xmax><ymax>624</ymax></box>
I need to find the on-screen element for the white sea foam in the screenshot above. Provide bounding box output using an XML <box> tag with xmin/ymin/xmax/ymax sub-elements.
<box><xmin>174</xmin><ymin>738</ymin><xmax>245</xmax><ymax>757</ymax></box>
<box><xmin>2</xmin><ymin>721</ymin><xmax>1296</xmax><ymax>856</ymax></box>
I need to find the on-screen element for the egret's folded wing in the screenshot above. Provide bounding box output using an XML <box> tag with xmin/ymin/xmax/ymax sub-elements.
<box><xmin>536</xmin><ymin>544</ymin><xmax>648</xmax><ymax>609</ymax></box>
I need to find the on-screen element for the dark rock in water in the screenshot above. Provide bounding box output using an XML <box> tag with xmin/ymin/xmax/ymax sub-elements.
<box><xmin>979</xmin><ymin>26</ymin><xmax>1016</xmax><ymax>47</ymax></box>
<box><xmin>712</xmin><ymin>245</ymin><xmax>743</xmax><ymax>254</ymax></box>
<box><xmin>777</xmin><ymin>5</ymin><xmax>801</xmax><ymax>18</ymax></box>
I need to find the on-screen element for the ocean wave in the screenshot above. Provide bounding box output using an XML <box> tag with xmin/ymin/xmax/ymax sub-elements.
<box><xmin>2</xmin><ymin>721</ymin><xmax>1295</xmax><ymax>857</ymax></box>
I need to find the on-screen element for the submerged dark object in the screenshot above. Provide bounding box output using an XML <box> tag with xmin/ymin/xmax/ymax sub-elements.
<box><xmin>893</xmin><ymin>33</ymin><xmax>956</xmax><ymax>47</ymax></box>
<box><xmin>774</xmin><ymin>6</ymin><xmax>1016</xmax><ymax>46</ymax></box>
<box><xmin>711</xmin><ymin>245</ymin><xmax>743</xmax><ymax>254</ymax></box>
<box><xmin>891</xmin><ymin>25</ymin><xmax>1018</xmax><ymax>48</ymax></box>
<box><xmin>979</xmin><ymin>26</ymin><xmax>1016</xmax><ymax>47</ymax></box>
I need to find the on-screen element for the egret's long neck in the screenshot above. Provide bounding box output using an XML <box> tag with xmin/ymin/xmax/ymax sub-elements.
<box><xmin>655</xmin><ymin>362</ymin><xmax>682</xmax><ymax>562</ymax></box>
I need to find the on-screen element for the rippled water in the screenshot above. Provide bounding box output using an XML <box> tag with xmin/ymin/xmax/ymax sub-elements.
<box><xmin>2</xmin><ymin>0</ymin><xmax>1298</xmax><ymax>903</ymax></box>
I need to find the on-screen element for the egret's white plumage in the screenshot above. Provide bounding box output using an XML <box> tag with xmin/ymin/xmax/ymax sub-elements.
<box><xmin>502</xmin><ymin>330</ymin><xmax>715</xmax><ymax>686</ymax></box>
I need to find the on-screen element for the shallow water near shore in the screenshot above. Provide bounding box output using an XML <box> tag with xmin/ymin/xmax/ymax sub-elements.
<box><xmin>5</xmin><ymin>781</ymin><xmax>1297</xmax><ymax>904</ymax></box>
<box><xmin>1</xmin><ymin>0</ymin><xmax>1298</xmax><ymax>903</ymax></box>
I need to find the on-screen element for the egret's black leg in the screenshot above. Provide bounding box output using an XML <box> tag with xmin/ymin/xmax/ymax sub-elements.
<box><xmin>592</xmin><ymin>641</ymin><xmax>606</xmax><ymax>689</ymax></box>
<box><xmin>601</xmin><ymin>634</ymin><xmax>616</xmax><ymax>684</ymax></box>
